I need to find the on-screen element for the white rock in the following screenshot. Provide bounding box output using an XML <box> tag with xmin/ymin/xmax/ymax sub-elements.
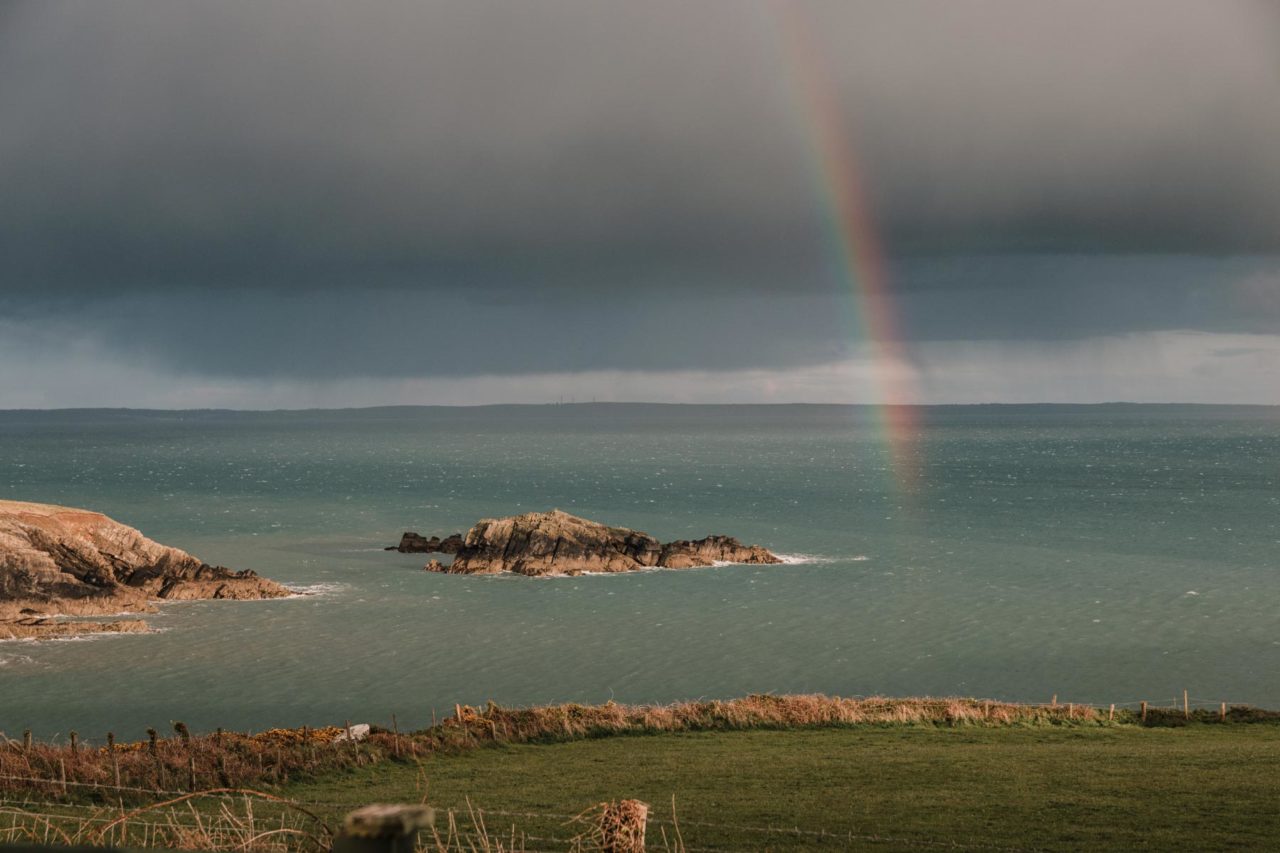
<box><xmin>333</xmin><ymin>723</ymin><xmax>371</xmax><ymax>743</ymax></box>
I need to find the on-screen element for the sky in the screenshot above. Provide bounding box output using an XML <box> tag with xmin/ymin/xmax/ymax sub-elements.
<box><xmin>1</xmin><ymin>0</ymin><xmax>1278</xmax><ymax>407</ymax></box>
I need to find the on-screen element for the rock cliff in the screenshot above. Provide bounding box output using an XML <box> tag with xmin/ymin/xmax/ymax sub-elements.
<box><xmin>426</xmin><ymin>509</ymin><xmax>780</xmax><ymax>576</ymax></box>
<box><xmin>388</xmin><ymin>532</ymin><xmax>464</xmax><ymax>554</ymax></box>
<box><xmin>0</xmin><ymin>499</ymin><xmax>291</xmax><ymax>638</ymax></box>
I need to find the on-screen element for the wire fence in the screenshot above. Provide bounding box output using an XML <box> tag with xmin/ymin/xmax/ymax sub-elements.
<box><xmin>0</xmin><ymin>774</ymin><xmax>1042</xmax><ymax>852</ymax></box>
<box><xmin>1</xmin><ymin>693</ymin><xmax>1272</xmax><ymax>851</ymax></box>
<box><xmin>3</xmin><ymin>692</ymin><xmax>1263</xmax><ymax>751</ymax></box>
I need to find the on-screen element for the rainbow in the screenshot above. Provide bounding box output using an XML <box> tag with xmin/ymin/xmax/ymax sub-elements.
<box><xmin>769</xmin><ymin>0</ymin><xmax>922</xmax><ymax>490</ymax></box>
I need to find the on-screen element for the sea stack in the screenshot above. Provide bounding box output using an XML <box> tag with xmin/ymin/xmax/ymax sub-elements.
<box><xmin>412</xmin><ymin>509</ymin><xmax>780</xmax><ymax>576</ymax></box>
<box><xmin>0</xmin><ymin>499</ymin><xmax>291</xmax><ymax>639</ymax></box>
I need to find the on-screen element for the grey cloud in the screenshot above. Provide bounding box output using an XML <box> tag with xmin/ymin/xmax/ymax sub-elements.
<box><xmin>0</xmin><ymin>254</ymin><xmax>1269</xmax><ymax>382</ymax></box>
<box><xmin>1</xmin><ymin>0</ymin><xmax>1279</xmax><ymax>302</ymax></box>
<box><xmin>35</xmin><ymin>288</ymin><xmax>851</xmax><ymax>379</ymax></box>
<box><xmin>2</xmin><ymin>0</ymin><xmax>1280</xmax><ymax>392</ymax></box>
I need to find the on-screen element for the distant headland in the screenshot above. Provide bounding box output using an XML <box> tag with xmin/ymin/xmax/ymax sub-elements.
<box><xmin>0</xmin><ymin>499</ymin><xmax>291</xmax><ymax>640</ymax></box>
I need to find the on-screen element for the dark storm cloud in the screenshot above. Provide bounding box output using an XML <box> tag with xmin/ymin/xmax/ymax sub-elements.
<box><xmin>0</xmin><ymin>0</ymin><xmax>1278</xmax><ymax>383</ymax></box>
<box><xmin>2</xmin><ymin>0</ymin><xmax>1278</xmax><ymax>293</ymax></box>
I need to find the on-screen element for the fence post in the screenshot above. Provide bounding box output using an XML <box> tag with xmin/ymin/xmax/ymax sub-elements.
<box><xmin>147</xmin><ymin>727</ymin><xmax>164</xmax><ymax>792</ymax></box>
<box><xmin>1183</xmin><ymin>690</ymin><xmax>1189</xmax><ymax>720</ymax></box>
<box><xmin>1140</xmin><ymin>701</ymin><xmax>1147</xmax><ymax>723</ymax></box>
<box><xmin>333</xmin><ymin>804</ymin><xmax>436</xmax><ymax>853</ymax></box>
<box><xmin>1108</xmin><ymin>704</ymin><xmax>1115</xmax><ymax>722</ymax></box>
<box><xmin>108</xmin><ymin>732</ymin><xmax>121</xmax><ymax>790</ymax></box>
<box><xmin>1221</xmin><ymin>702</ymin><xmax>1227</xmax><ymax>722</ymax></box>
<box><xmin>345</xmin><ymin>719</ymin><xmax>360</xmax><ymax>763</ymax></box>
<box><xmin>22</xmin><ymin>730</ymin><xmax>30</xmax><ymax>752</ymax></box>
<box><xmin>391</xmin><ymin>714</ymin><xmax>401</xmax><ymax>758</ymax></box>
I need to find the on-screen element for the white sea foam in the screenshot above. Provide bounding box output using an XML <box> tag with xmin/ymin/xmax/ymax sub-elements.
<box><xmin>775</xmin><ymin>553</ymin><xmax>861</xmax><ymax>565</ymax></box>
<box><xmin>284</xmin><ymin>582</ymin><xmax>350</xmax><ymax>597</ymax></box>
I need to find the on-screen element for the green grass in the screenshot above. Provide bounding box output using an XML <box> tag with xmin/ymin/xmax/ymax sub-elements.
<box><xmin>281</xmin><ymin>724</ymin><xmax>1280</xmax><ymax>851</ymax></box>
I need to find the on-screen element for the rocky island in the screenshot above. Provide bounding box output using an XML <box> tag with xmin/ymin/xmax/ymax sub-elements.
<box><xmin>401</xmin><ymin>509</ymin><xmax>781</xmax><ymax>576</ymax></box>
<box><xmin>0</xmin><ymin>499</ymin><xmax>291</xmax><ymax>640</ymax></box>
<box><xmin>388</xmin><ymin>531</ymin><xmax>465</xmax><ymax>553</ymax></box>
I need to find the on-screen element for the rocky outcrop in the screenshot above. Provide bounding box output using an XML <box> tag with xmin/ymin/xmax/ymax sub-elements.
<box><xmin>0</xmin><ymin>616</ymin><xmax>149</xmax><ymax>641</ymax></box>
<box><xmin>388</xmin><ymin>532</ymin><xmax>464</xmax><ymax>554</ymax></box>
<box><xmin>657</xmin><ymin>535</ymin><xmax>781</xmax><ymax>569</ymax></box>
<box><xmin>0</xmin><ymin>499</ymin><xmax>291</xmax><ymax>638</ymax></box>
<box><xmin>427</xmin><ymin>509</ymin><xmax>780</xmax><ymax>576</ymax></box>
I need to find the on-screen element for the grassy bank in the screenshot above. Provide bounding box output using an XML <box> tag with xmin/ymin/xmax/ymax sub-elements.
<box><xmin>0</xmin><ymin>695</ymin><xmax>1128</xmax><ymax>802</ymax></box>
<box><xmin>5</xmin><ymin>695</ymin><xmax>1280</xmax><ymax>850</ymax></box>
<box><xmin>282</xmin><ymin>725</ymin><xmax>1280</xmax><ymax>850</ymax></box>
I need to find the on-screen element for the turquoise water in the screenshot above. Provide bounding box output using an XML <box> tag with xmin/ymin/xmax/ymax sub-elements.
<box><xmin>2</xmin><ymin>404</ymin><xmax>1279</xmax><ymax>738</ymax></box>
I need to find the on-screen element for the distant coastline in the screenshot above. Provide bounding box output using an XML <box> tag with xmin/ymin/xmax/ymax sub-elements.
<box><xmin>1</xmin><ymin>400</ymin><xmax>1278</xmax><ymax>415</ymax></box>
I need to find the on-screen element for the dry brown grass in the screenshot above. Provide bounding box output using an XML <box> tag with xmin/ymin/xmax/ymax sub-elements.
<box><xmin>0</xmin><ymin>792</ymin><xmax>692</xmax><ymax>853</ymax></box>
<box><xmin>0</xmin><ymin>792</ymin><xmax>327</xmax><ymax>852</ymax></box>
<box><xmin>0</xmin><ymin>722</ymin><xmax>404</xmax><ymax>802</ymax></box>
<box><xmin>567</xmin><ymin>800</ymin><xmax>649</xmax><ymax>853</ymax></box>
<box><xmin>437</xmin><ymin>694</ymin><xmax>1102</xmax><ymax>747</ymax></box>
<box><xmin>0</xmin><ymin>695</ymin><xmax>1105</xmax><ymax>804</ymax></box>
<box><xmin>0</xmin><ymin>793</ymin><xmax>538</xmax><ymax>853</ymax></box>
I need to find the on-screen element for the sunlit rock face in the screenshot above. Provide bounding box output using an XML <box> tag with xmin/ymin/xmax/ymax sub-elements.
<box><xmin>0</xmin><ymin>499</ymin><xmax>290</xmax><ymax>636</ymax></box>
<box><xmin>428</xmin><ymin>509</ymin><xmax>780</xmax><ymax>576</ymax></box>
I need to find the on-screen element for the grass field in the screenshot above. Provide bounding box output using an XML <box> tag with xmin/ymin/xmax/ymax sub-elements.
<box><xmin>282</xmin><ymin>724</ymin><xmax>1280</xmax><ymax>851</ymax></box>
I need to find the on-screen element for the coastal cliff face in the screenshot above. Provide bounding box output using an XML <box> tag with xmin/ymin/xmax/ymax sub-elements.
<box><xmin>0</xmin><ymin>499</ymin><xmax>291</xmax><ymax>637</ymax></box>
<box><xmin>427</xmin><ymin>509</ymin><xmax>780</xmax><ymax>576</ymax></box>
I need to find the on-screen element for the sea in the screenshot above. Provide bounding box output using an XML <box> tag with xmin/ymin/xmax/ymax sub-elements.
<box><xmin>1</xmin><ymin>404</ymin><xmax>1278</xmax><ymax>738</ymax></box>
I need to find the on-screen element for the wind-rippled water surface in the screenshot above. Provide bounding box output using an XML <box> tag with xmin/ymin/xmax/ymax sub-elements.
<box><xmin>2</xmin><ymin>404</ymin><xmax>1278</xmax><ymax>737</ymax></box>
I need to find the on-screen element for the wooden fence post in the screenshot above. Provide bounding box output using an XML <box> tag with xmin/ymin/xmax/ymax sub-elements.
<box><xmin>391</xmin><ymin>714</ymin><xmax>401</xmax><ymax>758</ymax></box>
<box><xmin>22</xmin><ymin>730</ymin><xmax>30</xmax><ymax>752</ymax></box>
<box><xmin>1108</xmin><ymin>704</ymin><xmax>1115</xmax><ymax>722</ymax></box>
<box><xmin>1220</xmin><ymin>702</ymin><xmax>1227</xmax><ymax>722</ymax></box>
<box><xmin>346</xmin><ymin>719</ymin><xmax>360</xmax><ymax>763</ymax></box>
<box><xmin>1140</xmin><ymin>701</ymin><xmax>1147</xmax><ymax>723</ymax></box>
<box><xmin>108</xmin><ymin>732</ymin><xmax>121</xmax><ymax>790</ymax></box>
<box><xmin>1183</xmin><ymin>690</ymin><xmax>1189</xmax><ymax>720</ymax></box>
